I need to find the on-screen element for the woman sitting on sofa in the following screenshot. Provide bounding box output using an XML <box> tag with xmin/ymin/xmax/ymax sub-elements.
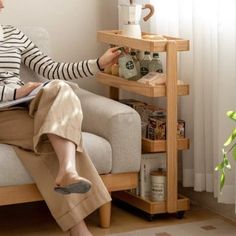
<box><xmin>0</xmin><ymin>1</ymin><xmax>121</xmax><ymax>236</ymax></box>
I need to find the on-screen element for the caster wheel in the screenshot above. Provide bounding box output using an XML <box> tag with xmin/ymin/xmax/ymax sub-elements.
<box><xmin>148</xmin><ymin>214</ymin><xmax>154</xmax><ymax>221</ymax></box>
<box><xmin>176</xmin><ymin>211</ymin><xmax>185</xmax><ymax>219</ymax></box>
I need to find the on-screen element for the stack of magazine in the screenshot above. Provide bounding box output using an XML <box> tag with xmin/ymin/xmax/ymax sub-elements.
<box><xmin>0</xmin><ymin>81</ymin><xmax>50</xmax><ymax>109</ymax></box>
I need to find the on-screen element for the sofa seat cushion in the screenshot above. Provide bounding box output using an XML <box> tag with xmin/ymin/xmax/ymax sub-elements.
<box><xmin>0</xmin><ymin>132</ymin><xmax>112</xmax><ymax>187</ymax></box>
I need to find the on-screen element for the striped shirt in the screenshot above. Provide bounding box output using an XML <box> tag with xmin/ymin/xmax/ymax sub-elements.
<box><xmin>0</xmin><ymin>25</ymin><xmax>102</xmax><ymax>102</ymax></box>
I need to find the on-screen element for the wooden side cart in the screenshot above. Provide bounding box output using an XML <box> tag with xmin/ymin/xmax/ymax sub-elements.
<box><xmin>96</xmin><ymin>30</ymin><xmax>190</xmax><ymax>218</ymax></box>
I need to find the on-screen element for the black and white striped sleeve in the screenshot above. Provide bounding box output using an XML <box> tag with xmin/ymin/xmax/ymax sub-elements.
<box><xmin>0</xmin><ymin>85</ymin><xmax>17</xmax><ymax>102</ymax></box>
<box><xmin>21</xmin><ymin>34</ymin><xmax>102</xmax><ymax>80</ymax></box>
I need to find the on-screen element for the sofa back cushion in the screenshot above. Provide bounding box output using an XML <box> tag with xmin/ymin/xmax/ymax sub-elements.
<box><xmin>19</xmin><ymin>26</ymin><xmax>51</xmax><ymax>83</ymax></box>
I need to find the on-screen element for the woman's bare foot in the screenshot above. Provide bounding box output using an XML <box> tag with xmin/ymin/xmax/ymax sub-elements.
<box><xmin>70</xmin><ymin>220</ymin><xmax>93</xmax><ymax>236</ymax></box>
<box><xmin>55</xmin><ymin>169</ymin><xmax>78</xmax><ymax>186</ymax></box>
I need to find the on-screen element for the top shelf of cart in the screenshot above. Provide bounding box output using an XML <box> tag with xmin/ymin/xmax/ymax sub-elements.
<box><xmin>97</xmin><ymin>30</ymin><xmax>190</xmax><ymax>52</ymax></box>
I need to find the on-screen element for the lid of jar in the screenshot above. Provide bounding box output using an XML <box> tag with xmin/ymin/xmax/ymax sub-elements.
<box><xmin>151</xmin><ymin>110</ymin><xmax>166</xmax><ymax>117</ymax></box>
<box><xmin>150</xmin><ymin>170</ymin><xmax>166</xmax><ymax>176</ymax></box>
<box><xmin>117</xmin><ymin>47</ymin><xmax>125</xmax><ymax>53</ymax></box>
<box><xmin>153</xmin><ymin>53</ymin><xmax>160</xmax><ymax>57</ymax></box>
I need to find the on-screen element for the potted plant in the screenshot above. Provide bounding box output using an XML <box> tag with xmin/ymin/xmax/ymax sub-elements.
<box><xmin>215</xmin><ymin>111</ymin><xmax>236</xmax><ymax>191</ymax></box>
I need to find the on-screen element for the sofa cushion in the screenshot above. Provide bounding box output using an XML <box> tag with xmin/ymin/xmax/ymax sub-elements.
<box><xmin>0</xmin><ymin>132</ymin><xmax>112</xmax><ymax>187</ymax></box>
<box><xmin>82</xmin><ymin>132</ymin><xmax>112</xmax><ymax>174</ymax></box>
<box><xmin>0</xmin><ymin>144</ymin><xmax>34</xmax><ymax>186</ymax></box>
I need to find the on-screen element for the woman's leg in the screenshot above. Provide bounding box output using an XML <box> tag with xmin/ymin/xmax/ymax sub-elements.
<box><xmin>47</xmin><ymin>133</ymin><xmax>91</xmax><ymax>194</ymax></box>
<box><xmin>47</xmin><ymin>133</ymin><xmax>76</xmax><ymax>182</ymax></box>
<box><xmin>70</xmin><ymin>220</ymin><xmax>93</xmax><ymax>236</ymax></box>
<box><xmin>12</xmin><ymin>81</ymin><xmax>111</xmax><ymax>232</ymax></box>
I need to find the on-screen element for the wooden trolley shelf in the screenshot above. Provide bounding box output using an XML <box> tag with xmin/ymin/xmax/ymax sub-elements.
<box><xmin>96</xmin><ymin>72</ymin><xmax>190</xmax><ymax>98</ymax></box>
<box><xmin>112</xmin><ymin>191</ymin><xmax>190</xmax><ymax>215</ymax></box>
<box><xmin>97</xmin><ymin>29</ymin><xmax>191</xmax><ymax>218</ymax></box>
<box><xmin>142</xmin><ymin>138</ymin><xmax>190</xmax><ymax>153</ymax></box>
<box><xmin>97</xmin><ymin>30</ymin><xmax>190</xmax><ymax>52</ymax></box>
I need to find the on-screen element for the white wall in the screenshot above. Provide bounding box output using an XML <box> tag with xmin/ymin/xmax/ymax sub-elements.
<box><xmin>0</xmin><ymin>0</ymin><xmax>118</xmax><ymax>95</ymax></box>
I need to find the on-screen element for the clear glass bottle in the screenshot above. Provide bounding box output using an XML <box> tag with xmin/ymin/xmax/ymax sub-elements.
<box><xmin>118</xmin><ymin>48</ymin><xmax>137</xmax><ymax>80</ymax></box>
<box><xmin>149</xmin><ymin>53</ymin><xmax>163</xmax><ymax>73</ymax></box>
<box><xmin>130</xmin><ymin>50</ymin><xmax>141</xmax><ymax>80</ymax></box>
<box><xmin>136</xmin><ymin>50</ymin><xmax>143</xmax><ymax>61</ymax></box>
<box><xmin>140</xmin><ymin>51</ymin><xmax>152</xmax><ymax>76</ymax></box>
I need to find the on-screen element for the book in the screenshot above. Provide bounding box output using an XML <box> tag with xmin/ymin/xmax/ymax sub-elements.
<box><xmin>140</xmin><ymin>153</ymin><xmax>166</xmax><ymax>200</ymax></box>
<box><xmin>0</xmin><ymin>81</ymin><xmax>50</xmax><ymax>109</ymax></box>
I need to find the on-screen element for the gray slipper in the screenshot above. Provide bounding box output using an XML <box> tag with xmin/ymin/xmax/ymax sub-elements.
<box><xmin>54</xmin><ymin>174</ymin><xmax>92</xmax><ymax>195</ymax></box>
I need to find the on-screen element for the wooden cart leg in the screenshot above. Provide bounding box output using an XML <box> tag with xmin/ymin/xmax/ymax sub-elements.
<box><xmin>166</xmin><ymin>41</ymin><xmax>178</xmax><ymax>213</ymax></box>
<box><xmin>109</xmin><ymin>86</ymin><xmax>119</xmax><ymax>100</ymax></box>
<box><xmin>99</xmin><ymin>201</ymin><xmax>111</xmax><ymax>228</ymax></box>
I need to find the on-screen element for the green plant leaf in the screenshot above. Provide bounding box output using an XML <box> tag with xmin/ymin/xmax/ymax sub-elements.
<box><xmin>215</xmin><ymin>151</ymin><xmax>227</xmax><ymax>171</ymax></box>
<box><xmin>224</xmin><ymin>128</ymin><xmax>236</xmax><ymax>146</ymax></box>
<box><xmin>217</xmin><ymin>111</ymin><xmax>236</xmax><ymax>192</ymax></box>
<box><xmin>222</xmin><ymin>148</ymin><xmax>226</xmax><ymax>155</ymax></box>
<box><xmin>233</xmin><ymin>145</ymin><xmax>236</xmax><ymax>161</ymax></box>
<box><xmin>215</xmin><ymin>160</ymin><xmax>225</xmax><ymax>171</ymax></box>
<box><xmin>220</xmin><ymin>171</ymin><xmax>225</xmax><ymax>192</ymax></box>
<box><xmin>223</xmin><ymin>156</ymin><xmax>231</xmax><ymax>170</ymax></box>
<box><xmin>227</xmin><ymin>111</ymin><xmax>236</xmax><ymax>121</ymax></box>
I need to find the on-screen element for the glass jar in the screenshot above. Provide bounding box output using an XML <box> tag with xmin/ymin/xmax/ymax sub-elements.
<box><xmin>150</xmin><ymin>168</ymin><xmax>166</xmax><ymax>202</ymax></box>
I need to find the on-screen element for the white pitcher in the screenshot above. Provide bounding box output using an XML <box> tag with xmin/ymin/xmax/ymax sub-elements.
<box><xmin>119</xmin><ymin>3</ymin><xmax>154</xmax><ymax>38</ymax></box>
<box><xmin>119</xmin><ymin>3</ymin><xmax>154</xmax><ymax>25</ymax></box>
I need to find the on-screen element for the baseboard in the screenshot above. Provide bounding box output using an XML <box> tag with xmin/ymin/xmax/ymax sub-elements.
<box><xmin>179</xmin><ymin>185</ymin><xmax>236</xmax><ymax>222</ymax></box>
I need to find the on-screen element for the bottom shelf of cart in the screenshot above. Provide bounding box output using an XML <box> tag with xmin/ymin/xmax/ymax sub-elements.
<box><xmin>112</xmin><ymin>191</ymin><xmax>190</xmax><ymax>215</ymax></box>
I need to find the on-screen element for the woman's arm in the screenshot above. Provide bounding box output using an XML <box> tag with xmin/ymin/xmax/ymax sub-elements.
<box><xmin>21</xmin><ymin>32</ymin><xmax>120</xmax><ymax>81</ymax></box>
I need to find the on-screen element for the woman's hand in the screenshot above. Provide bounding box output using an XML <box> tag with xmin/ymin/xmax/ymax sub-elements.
<box><xmin>15</xmin><ymin>82</ymin><xmax>42</xmax><ymax>99</ymax></box>
<box><xmin>98</xmin><ymin>47</ymin><xmax>121</xmax><ymax>70</ymax></box>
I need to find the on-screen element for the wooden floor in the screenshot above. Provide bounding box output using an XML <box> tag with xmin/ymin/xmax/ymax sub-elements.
<box><xmin>0</xmin><ymin>200</ymin><xmax>235</xmax><ymax>236</ymax></box>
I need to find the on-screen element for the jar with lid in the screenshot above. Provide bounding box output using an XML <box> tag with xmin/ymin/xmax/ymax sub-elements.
<box><xmin>150</xmin><ymin>168</ymin><xmax>166</xmax><ymax>202</ymax></box>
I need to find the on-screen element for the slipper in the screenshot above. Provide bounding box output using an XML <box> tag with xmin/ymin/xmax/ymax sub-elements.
<box><xmin>54</xmin><ymin>173</ymin><xmax>92</xmax><ymax>195</ymax></box>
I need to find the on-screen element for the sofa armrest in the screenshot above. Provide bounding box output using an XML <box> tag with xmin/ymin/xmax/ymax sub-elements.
<box><xmin>75</xmin><ymin>88</ymin><xmax>141</xmax><ymax>174</ymax></box>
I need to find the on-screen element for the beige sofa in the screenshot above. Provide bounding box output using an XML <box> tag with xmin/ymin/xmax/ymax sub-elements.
<box><xmin>0</xmin><ymin>27</ymin><xmax>141</xmax><ymax>228</ymax></box>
